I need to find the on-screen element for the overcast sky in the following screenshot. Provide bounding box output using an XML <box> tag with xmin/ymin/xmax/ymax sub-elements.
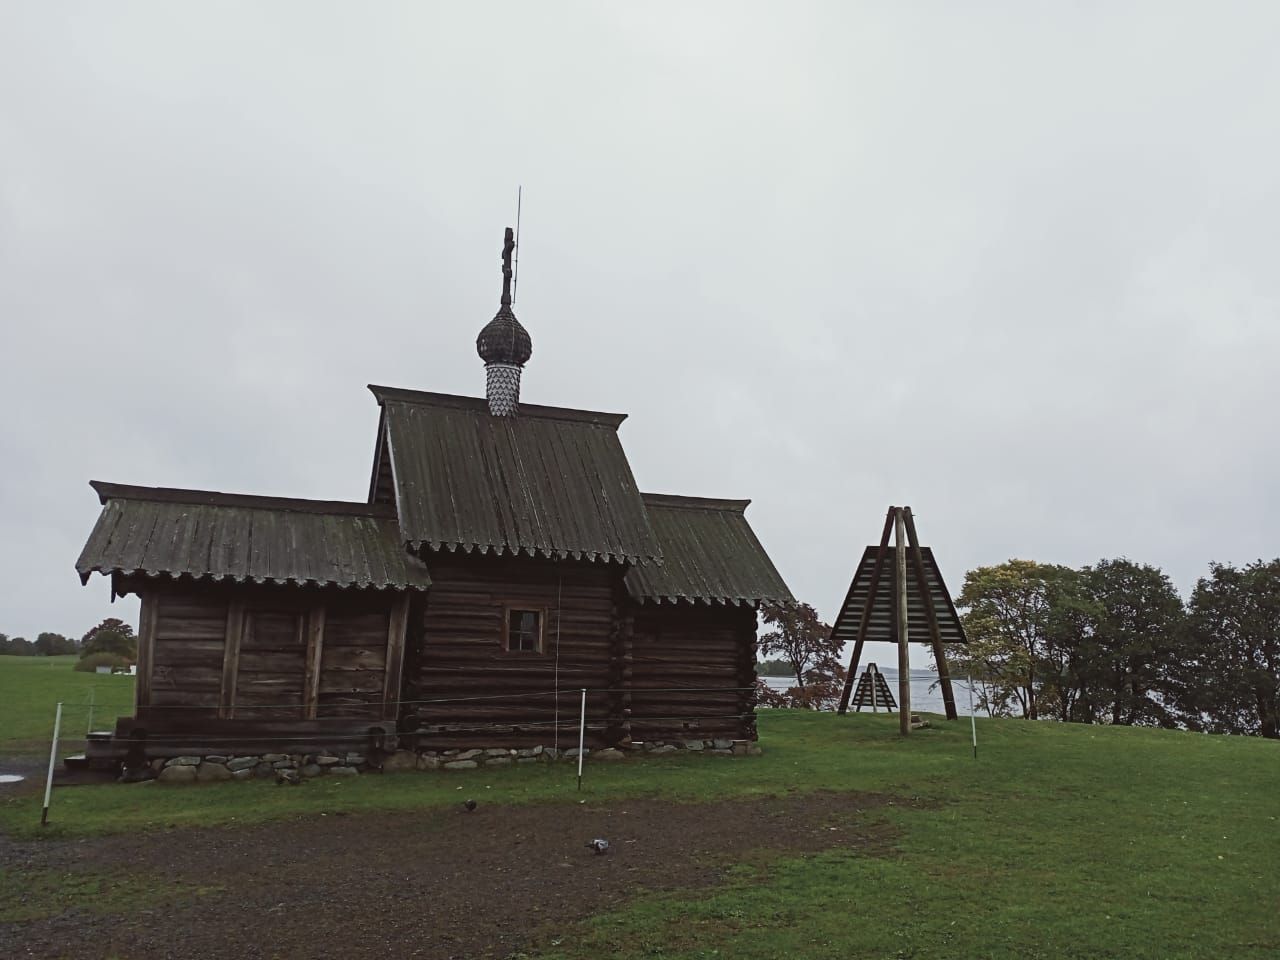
<box><xmin>2</xmin><ymin>3</ymin><xmax>1277</xmax><ymax>668</ymax></box>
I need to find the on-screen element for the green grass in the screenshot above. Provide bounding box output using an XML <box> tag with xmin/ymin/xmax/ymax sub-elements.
<box><xmin>1</xmin><ymin>649</ymin><xmax>1276</xmax><ymax>957</ymax></box>
<box><xmin>0</xmin><ymin>654</ymin><xmax>136</xmax><ymax>756</ymax></box>
<box><xmin>531</xmin><ymin>714</ymin><xmax>1280</xmax><ymax>960</ymax></box>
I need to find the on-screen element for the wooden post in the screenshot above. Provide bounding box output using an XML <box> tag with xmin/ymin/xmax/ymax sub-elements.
<box><xmin>837</xmin><ymin>508</ymin><xmax>896</xmax><ymax>714</ymax></box>
<box><xmin>895</xmin><ymin>508</ymin><xmax>911</xmax><ymax>736</ymax></box>
<box><xmin>219</xmin><ymin>599</ymin><xmax>245</xmax><ymax>720</ymax></box>
<box><xmin>903</xmin><ymin>507</ymin><xmax>958</xmax><ymax>720</ymax></box>
<box><xmin>870</xmin><ymin>664</ymin><xmax>877</xmax><ymax>712</ymax></box>
<box><xmin>302</xmin><ymin>603</ymin><xmax>326</xmax><ymax>720</ymax></box>
<box><xmin>135</xmin><ymin>592</ymin><xmax>158</xmax><ymax>715</ymax></box>
<box><xmin>383</xmin><ymin>593</ymin><xmax>411</xmax><ymax>722</ymax></box>
<box><xmin>619</xmin><ymin>610</ymin><xmax>635</xmax><ymax>743</ymax></box>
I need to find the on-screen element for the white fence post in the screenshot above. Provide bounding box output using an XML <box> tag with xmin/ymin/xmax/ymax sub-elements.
<box><xmin>968</xmin><ymin>675</ymin><xmax>978</xmax><ymax>760</ymax></box>
<box><xmin>576</xmin><ymin>688</ymin><xmax>586</xmax><ymax>792</ymax></box>
<box><xmin>42</xmin><ymin>702</ymin><xmax>63</xmax><ymax>827</ymax></box>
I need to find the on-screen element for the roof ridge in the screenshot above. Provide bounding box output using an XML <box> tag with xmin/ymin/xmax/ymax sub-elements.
<box><xmin>641</xmin><ymin>492</ymin><xmax>752</xmax><ymax>513</ymax></box>
<box><xmin>367</xmin><ymin>385</ymin><xmax>628</xmax><ymax>428</ymax></box>
<box><xmin>89</xmin><ymin>481</ymin><xmax>397</xmax><ymax>518</ymax></box>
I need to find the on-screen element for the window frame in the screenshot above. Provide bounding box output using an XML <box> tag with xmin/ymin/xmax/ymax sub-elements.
<box><xmin>501</xmin><ymin>604</ymin><xmax>547</xmax><ymax>655</ymax></box>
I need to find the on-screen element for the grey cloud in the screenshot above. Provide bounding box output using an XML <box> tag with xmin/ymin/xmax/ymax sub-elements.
<box><xmin>2</xmin><ymin>2</ymin><xmax>1278</xmax><ymax>669</ymax></box>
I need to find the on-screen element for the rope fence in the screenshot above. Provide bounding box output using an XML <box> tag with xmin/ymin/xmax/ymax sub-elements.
<box><xmin>32</xmin><ymin>682</ymin><xmax>768</xmax><ymax>826</ymax></box>
<box><xmin>32</xmin><ymin>673</ymin><xmax>992</xmax><ymax>826</ymax></box>
<box><xmin>43</xmin><ymin>685</ymin><xmax>763</xmax><ymax>715</ymax></box>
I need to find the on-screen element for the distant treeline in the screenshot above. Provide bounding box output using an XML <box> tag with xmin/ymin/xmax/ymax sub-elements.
<box><xmin>0</xmin><ymin>632</ymin><xmax>79</xmax><ymax>656</ymax></box>
<box><xmin>756</xmin><ymin>658</ymin><xmax>798</xmax><ymax>677</ymax></box>
<box><xmin>1</xmin><ymin>619</ymin><xmax>139</xmax><ymax>672</ymax></box>
<box><xmin>753</xmin><ymin>556</ymin><xmax>1280</xmax><ymax>738</ymax></box>
<box><xmin>951</xmin><ymin>558</ymin><xmax>1280</xmax><ymax>740</ymax></box>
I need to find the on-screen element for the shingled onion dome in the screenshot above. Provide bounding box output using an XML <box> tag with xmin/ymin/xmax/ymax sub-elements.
<box><xmin>476</xmin><ymin>227</ymin><xmax>532</xmax><ymax>417</ymax></box>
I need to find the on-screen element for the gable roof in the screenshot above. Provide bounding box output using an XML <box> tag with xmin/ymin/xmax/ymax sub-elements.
<box><xmin>828</xmin><ymin>545</ymin><xmax>966</xmax><ymax>646</ymax></box>
<box><xmin>77</xmin><ymin>482</ymin><xmax>432</xmax><ymax>592</ymax></box>
<box><xmin>624</xmin><ymin>494</ymin><xmax>793</xmax><ymax>606</ymax></box>
<box><xmin>369</xmin><ymin>386</ymin><xmax>660</xmax><ymax>565</ymax></box>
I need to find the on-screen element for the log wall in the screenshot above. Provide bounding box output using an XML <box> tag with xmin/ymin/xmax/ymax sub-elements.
<box><xmin>630</xmin><ymin>602</ymin><xmax>759</xmax><ymax>742</ymax></box>
<box><xmin>116</xmin><ymin>577</ymin><xmax>408</xmax><ymax>753</ymax></box>
<box><xmin>151</xmin><ymin>593</ymin><xmax>229</xmax><ymax>713</ymax></box>
<box><xmin>319</xmin><ymin>602</ymin><xmax>390</xmax><ymax>719</ymax></box>
<box><xmin>115</xmin><ymin>567</ymin><xmax>761</xmax><ymax>757</ymax></box>
<box><xmin>404</xmin><ymin>555</ymin><xmax>625</xmax><ymax>749</ymax></box>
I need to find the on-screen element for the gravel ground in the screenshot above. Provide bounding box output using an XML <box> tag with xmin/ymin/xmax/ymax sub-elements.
<box><xmin>1</xmin><ymin>790</ymin><xmax>898</xmax><ymax>960</ymax></box>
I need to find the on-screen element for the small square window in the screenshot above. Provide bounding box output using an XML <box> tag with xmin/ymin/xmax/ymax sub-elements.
<box><xmin>506</xmin><ymin>609</ymin><xmax>543</xmax><ymax>653</ymax></box>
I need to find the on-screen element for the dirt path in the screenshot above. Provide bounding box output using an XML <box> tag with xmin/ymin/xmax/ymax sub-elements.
<box><xmin>2</xmin><ymin>790</ymin><xmax>899</xmax><ymax>960</ymax></box>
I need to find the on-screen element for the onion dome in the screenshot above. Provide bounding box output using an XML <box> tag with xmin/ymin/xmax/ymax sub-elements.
<box><xmin>476</xmin><ymin>304</ymin><xmax>532</xmax><ymax>366</ymax></box>
<box><xmin>477</xmin><ymin>227</ymin><xmax>531</xmax><ymax>417</ymax></box>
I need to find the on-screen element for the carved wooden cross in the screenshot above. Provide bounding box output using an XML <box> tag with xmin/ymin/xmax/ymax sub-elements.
<box><xmin>501</xmin><ymin>227</ymin><xmax>514</xmax><ymax>305</ymax></box>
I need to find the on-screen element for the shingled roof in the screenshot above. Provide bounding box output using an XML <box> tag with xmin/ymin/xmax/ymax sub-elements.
<box><xmin>77</xmin><ymin>482</ymin><xmax>432</xmax><ymax>592</ymax></box>
<box><xmin>368</xmin><ymin>386</ymin><xmax>660</xmax><ymax>565</ymax></box>
<box><xmin>624</xmin><ymin>494</ymin><xmax>793</xmax><ymax>606</ymax></box>
<box><xmin>829</xmin><ymin>545</ymin><xmax>966</xmax><ymax>646</ymax></box>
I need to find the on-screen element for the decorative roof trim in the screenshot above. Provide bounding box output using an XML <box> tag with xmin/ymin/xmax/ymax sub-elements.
<box><xmin>89</xmin><ymin>481</ymin><xmax>397</xmax><ymax>518</ymax></box>
<box><xmin>637</xmin><ymin>594</ymin><xmax>757</xmax><ymax>608</ymax></box>
<box><xmin>640</xmin><ymin>492</ymin><xmax>752</xmax><ymax>513</ymax></box>
<box><xmin>368</xmin><ymin>385</ymin><xmax>628</xmax><ymax>428</ymax></box>
<box><xmin>412</xmin><ymin>540</ymin><xmax>648</xmax><ymax>566</ymax></box>
<box><xmin>86</xmin><ymin>568</ymin><xmax>430</xmax><ymax>592</ymax></box>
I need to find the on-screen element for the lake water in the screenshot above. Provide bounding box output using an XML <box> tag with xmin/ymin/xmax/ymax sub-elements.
<box><xmin>762</xmin><ymin>668</ymin><xmax>978</xmax><ymax>717</ymax></box>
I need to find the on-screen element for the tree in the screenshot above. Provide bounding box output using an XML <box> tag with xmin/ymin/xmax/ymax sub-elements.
<box><xmin>1073</xmin><ymin>559</ymin><xmax>1186</xmax><ymax>727</ymax></box>
<box><xmin>34</xmin><ymin>632</ymin><xmax>78</xmax><ymax>656</ymax></box>
<box><xmin>757</xmin><ymin>601</ymin><xmax>842</xmax><ymax>709</ymax></box>
<box><xmin>80</xmin><ymin>618</ymin><xmax>137</xmax><ymax>662</ymax></box>
<box><xmin>0</xmin><ymin>633</ymin><xmax>37</xmax><ymax>655</ymax></box>
<box><xmin>1031</xmin><ymin>572</ymin><xmax>1097</xmax><ymax>723</ymax></box>
<box><xmin>758</xmin><ymin>601</ymin><xmax>839</xmax><ymax>691</ymax></box>
<box><xmin>756</xmin><ymin>658</ymin><xmax>798</xmax><ymax>677</ymax></box>
<box><xmin>950</xmin><ymin>560</ymin><xmax>1083</xmax><ymax>719</ymax></box>
<box><xmin>1171</xmin><ymin>560</ymin><xmax>1280</xmax><ymax>739</ymax></box>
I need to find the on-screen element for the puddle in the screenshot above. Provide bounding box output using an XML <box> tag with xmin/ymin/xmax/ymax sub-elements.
<box><xmin>0</xmin><ymin>774</ymin><xmax>26</xmax><ymax>784</ymax></box>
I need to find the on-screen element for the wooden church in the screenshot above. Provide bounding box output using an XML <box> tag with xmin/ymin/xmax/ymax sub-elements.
<box><xmin>75</xmin><ymin>230</ymin><xmax>793</xmax><ymax>766</ymax></box>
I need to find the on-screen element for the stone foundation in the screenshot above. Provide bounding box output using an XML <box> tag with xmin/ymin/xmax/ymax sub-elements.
<box><xmin>130</xmin><ymin>752</ymin><xmax>372</xmax><ymax>783</ymax></box>
<box><xmin>127</xmin><ymin>739</ymin><xmax>762</xmax><ymax>782</ymax></box>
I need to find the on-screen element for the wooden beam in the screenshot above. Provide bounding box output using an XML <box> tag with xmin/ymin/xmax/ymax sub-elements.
<box><xmin>895</xmin><ymin>508</ymin><xmax>911</xmax><ymax>736</ymax></box>
<box><xmin>382</xmin><ymin>592</ymin><xmax>411</xmax><ymax>722</ymax></box>
<box><xmin>302</xmin><ymin>603</ymin><xmax>326</xmax><ymax>721</ymax></box>
<box><xmin>619</xmin><ymin>609</ymin><xmax>635</xmax><ymax>742</ymax></box>
<box><xmin>903</xmin><ymin>507</ymin><xmax>958</xmax><ymax>720</ymax></box>
<box><xmin>135</xmin><ymin>592</ymin><xmax>158</xmax><ymax>714</ymax></box>
<box><xmin>837</xmin><ymin>508</ymin><xmax>896</xmax><ymax>714</ymax></box>
<box><xmin>219</xmin><ymin>599</ymin><xmax>245</xmax><ymax>720</ymax></box>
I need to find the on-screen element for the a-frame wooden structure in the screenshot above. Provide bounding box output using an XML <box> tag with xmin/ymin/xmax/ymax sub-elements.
<box><xmin>832</xmin><ymin>506</ymin><xmax>966</xmax><ymax>729</ymax></box>
<box><xmin>848</xmin><ymin>663</ymin><xmax>897</xmax><ymax>712</ymax></box>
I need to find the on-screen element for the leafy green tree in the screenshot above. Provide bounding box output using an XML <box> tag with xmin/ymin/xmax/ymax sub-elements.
<box><xmin>951</xmin><ymin>560</ymin><xmax>1083</xmax><ymax>719</ymax></box>
<box><xmin>0</xmin><ymin>634</ymin><xmax>36</xmax><ymax>655</ymax></box>
<box><xmin>1073</xmin><ymin>559</ymin><xmax>1186</xmax><ymax>727</ymax></box>
<box><xmin>80</xmin><ymin>618</ymin><xmax>137</xmax><ymax>661</ymax></box>
<box><xmin>1031</xmin><ymin>572</ymin><xmax>1098</xmax><ymax>722</ymax></box>
<box><xmin>1172</xmin><ymin>560</ymin><xmax>1280</xmax><ymax>739</ymax></box>
<box><xmin>34</xmin><ymin>632</ymin><xmax>78</xmax><ymax>656</ymax></box>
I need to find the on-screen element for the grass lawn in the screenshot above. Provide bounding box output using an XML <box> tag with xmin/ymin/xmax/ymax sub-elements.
<box><xmin>0</xmin><ymin>654</ymin><xmax>135</xmax><ymax>756</ymax></box>
<box><xmin>1</xmin><ymin>649</ymin><xmax>1276</xmax><ymax>957</ymax></box>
